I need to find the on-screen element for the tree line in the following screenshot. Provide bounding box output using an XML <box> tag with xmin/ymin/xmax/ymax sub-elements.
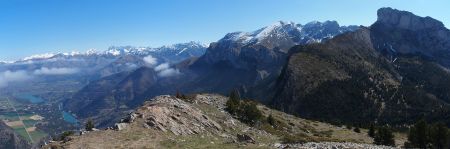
<box><xmin>366</xmin><ymin>119</ymin><xmax>449</xmax><ymax>148</ymax></box>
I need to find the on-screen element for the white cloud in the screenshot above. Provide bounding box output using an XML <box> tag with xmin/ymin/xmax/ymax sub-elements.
<box><xmin>0</xmin><ymin>67</ymin><xmax>79</xmax><ymax>88</ymax></box>
<box><xmin>153</xmin><ymin>63</ymin><xmax>180</xmax><ymax>77</ymax></box>
<box><xmin>0</xmin><ymin>70</ymin><xmax>32</xmax><ymax>88</ymax></box>
<box><xmin>157</xmin><ymin>68</ymin><xmax>180</xmax><ymax>77</ymax></box>
<box><xmin>143</xmin><ymin>55</ymin><xmax>158</xmax><ymax>67</ymax></box>
<box><xmin>33</xmin><ymin>67</ymin><xmax>79</xmax><ymax>75</ymax></box>
<box><xmin>154</xmin><ymin>63</ymin><xmax>170</xmax><ymax>71</ymax></box>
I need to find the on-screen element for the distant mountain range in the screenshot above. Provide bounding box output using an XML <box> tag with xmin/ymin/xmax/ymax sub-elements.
<box><xmin>4</xmin><ymin>41</ymin><xmax>206</xmax><ymax>63</ymax></box>
<box><xmin>64</xmin><ymin>20</ymin><xmax>359</xmax><ymax>127</ymax></box>
<box><xmin>0</xmin><ymin>42</ymin><xmax>207</xmax><ymax>86</ymax></box>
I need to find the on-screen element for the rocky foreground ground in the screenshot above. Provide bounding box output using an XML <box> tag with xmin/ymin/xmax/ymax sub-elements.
<box><xmin>275</xmin><ymin>142</ymin><xmax>397</xmax><ymax>149</ymax></box>
<box><xmin>44</xmin><ymin>94</ymin><xmax>404</xmax><ymax>148</ymax></box>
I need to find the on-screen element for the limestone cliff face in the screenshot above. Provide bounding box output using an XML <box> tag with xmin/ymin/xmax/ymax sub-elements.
<box><xmin>372</xmin><ymin>7</ymin><xmax>450</xmax><ymax>67</ymax></box>
<box><xmin>376</xmin><ymin>7</ymin><xmax>445</xmax><ymax>31</ymax></box>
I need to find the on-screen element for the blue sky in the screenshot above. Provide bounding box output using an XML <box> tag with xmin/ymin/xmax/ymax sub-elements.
<box><xmin>0</xmin><ymin>0</ymin><xmax>449</xmax><ymax>61</ymax></box>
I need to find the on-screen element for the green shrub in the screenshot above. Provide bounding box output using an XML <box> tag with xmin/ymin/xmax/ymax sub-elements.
<box><xmin>59</xmin><ymin>131</ymin><xmax>74</xmax><ymax>141</ymax></box>
<box><xmin>353</xmin><ymin>127</ymin><xmax>361</xmax><ymax>133</ymax></box>
<box><xmin>225</xmin><ymin>89</ymin><xmax>263</xmax><ymax>126</ymax></box>
<box><xmin>374</xmin><ymin>126</ymin><xmax>395</xmax><ymax>146</ymax></box>
<box><xmin>267</xmin><ymin>114</ymin><xmax>276</xmax><ymax>126</ymax></box>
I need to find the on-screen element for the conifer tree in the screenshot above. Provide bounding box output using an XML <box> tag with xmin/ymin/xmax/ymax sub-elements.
<box><xmin>226</xmin><ymin>89</ymin><xmax>241</xmax><ymax>115</ymax></box>
<box><xmin>368</xmin><ymin>124</ymin><xmax>375</xmax><ymax>138</ymax></box>
<box><xmin>85</xmin><ymin>119</ymin><xmax>95</xmax><ymax>131</ymax></box>
<box><xmin>429</xmin><ymin>123</ymin><xmax>449</xmax><ymax>149</ymax></box>
<box><xmin>405</xmin><ymin>119</ymin><xmax>429</xmax><ymax>148</ymax></box>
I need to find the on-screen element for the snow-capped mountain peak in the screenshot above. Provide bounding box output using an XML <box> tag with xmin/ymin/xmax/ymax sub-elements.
<box><xmin>23</xmin><ymin>53</ymin><xmax>57</xmax><ymax>61</ymax></box>
<box><xmin>219</xmin><ymin>20</ymin><xmax>356</xmax><ymax>47</ymax></box>
<box><xmin>254</xmin><ymin>21</ymin><xmax>298</xmax><ymax>41</ymax></box>
<box><xmin>10</xmin><ymin>42</ymin><xmax>208</xmax><ymax>63</ymax></box>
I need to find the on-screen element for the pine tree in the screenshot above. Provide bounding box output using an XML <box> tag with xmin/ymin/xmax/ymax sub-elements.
<box><xmin>368</xmin><ymin>124</ymin><xmax>375</xmax><ymax>138</ymax></box>
<box><xmin>229</xmin><ymin>89</ymin><xmax>241</xmax><ymax>101</ymax></box>
<box><xmin>225</xmin><ymin>89</ymin><xmax>241</xmax><ymax>115</ymax></box>
<box><xmin>405</xmin><ymin>119</ymin><xmax>429</xmax><ymax>148</ymax></box>
<box><xmin>85</xmin><ymin>119</ymin><xmax>95</xmax><ymax>131</ymax></box>
<box><xmin>429</xmin><ymin>123</ymin><xmax>449</xmax><ymax>149</ymax></box>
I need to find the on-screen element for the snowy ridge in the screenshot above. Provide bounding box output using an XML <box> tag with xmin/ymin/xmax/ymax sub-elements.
<box><xmin>23</xmin><ymin>53</ymin><xmax>57</xmax><ymax>61</ymax></box>
<box><xmin>12</xmin><ymin>41</ymin><xmax>207</xmax><ymax>63</ymax></box>
<box><xmin>221</xmin><ymin>20</ymin><xmax>358</xmax><ymax>45</ymax></box>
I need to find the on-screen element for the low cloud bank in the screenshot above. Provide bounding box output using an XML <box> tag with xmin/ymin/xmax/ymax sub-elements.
<box><xmin>0</xmin><ymin>67</ymin><xmax>80</xmax><ymax>88</ymax></box>
<box><xmin>153</xmin><ymin>63</ymin><xmax>180</xmax><ymax>77</ymax></box>
<box><xmin>34</xmin><ymin>67</ymin><xmax>79</xmax><ymax>75</ymax></box>
<box><xmin>0</xmin><ymin>70</ymin><xmax>32</xmax><ymax>88</ymax></box>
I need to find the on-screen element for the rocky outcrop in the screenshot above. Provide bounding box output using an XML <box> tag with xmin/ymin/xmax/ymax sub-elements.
<box><xmin>377</xmin><ymin>7</ymin><xmax>445</xmax><ymax>31</ymax></box>
<box><xmin>237</xmin><ymin>134</ymin><xmax>255</xmax><ymax>144</ymax></box>
<box><xmin>372</xmin><ymin>7</ymin><xmax>450</xmax><ymax>67</ymax></box>
<box><xmin>123</xmin><ymin>95</ymin><xmax>222</xmax><ymax>135</ymax></box>
<box><xmin>114</xmin><ymin>123</ymin><xmax>128</xmax><ymax>131</ymax></box>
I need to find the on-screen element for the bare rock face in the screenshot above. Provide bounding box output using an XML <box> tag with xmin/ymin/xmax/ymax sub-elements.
<box><xmin>134</xmin><ymin>95</ymin><xmax>222</xmax><ymax>135</ymax></box>
<box><xmin>377</xmin><ymin>7</ymin><xmax>445</xmax><ymax>31</ymax></box>
<box><xmin>372</xmin><ymin>7</ymin><xmax>450</xmax><ymax>67</ymax></box>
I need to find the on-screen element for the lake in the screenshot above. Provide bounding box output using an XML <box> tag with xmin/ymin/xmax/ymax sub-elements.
<box><xmin>62</xmin><ymin>111</ymin><xmax>79</xmax><ymax>125</ymax></box>
<box><xmin>15</xmin><ymin>94</ymin><xmax>45</xmax><ymax>104</ymax></box>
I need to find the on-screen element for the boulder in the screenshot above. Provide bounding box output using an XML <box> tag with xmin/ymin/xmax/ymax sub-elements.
<box><xmin>114</xmin><ymin>123</ymin><xmax>128</xmax><ymax>131</ymax></box>
<box><xmin>237</xmin><ymin>134</ymin><xmax>255</xmax><ymax>144</ymax></box>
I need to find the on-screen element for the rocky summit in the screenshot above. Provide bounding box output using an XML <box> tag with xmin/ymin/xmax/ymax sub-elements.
<box><xmin>126</xmin><ymin>95</ymin><xmax>222</xmax><ymax>135</ymax></box>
